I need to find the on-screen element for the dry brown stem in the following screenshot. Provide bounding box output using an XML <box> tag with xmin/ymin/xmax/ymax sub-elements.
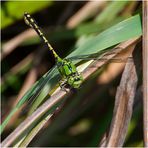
<box><xmin>2</xmin><ymin>47</ymin><xmax>46</xmax><ymax>129</ymax></box>
<box><xmin>122</xmin><ymin>1</ymin><xmax>138</xmax><ymax>16</ymax></box>
<box><xmin>105</xmin><ymin>50</ymin><xmax>138</xmax><ymax>147</ymax></box>
<box><xmin>142</xmin><ymin>1</ymin><xmax>148</xmax><ymax>147</ymax></box>
<box><xmin>5</xmin><ymin>68</ymin><xmax>38</xmax><ymax>129</ymax></box>
<box><xmin>66</xmin><ymin>1</ymin><xmax>107</xmax><ymax>28</ymax></box>
<box><xmin>1</xmin><ymin>29</ymin><xmax>36</xmax><ymax>59</ymax></box>
<box><xmin>99</xmin><ymin>40</ymin><xmax>142</xmax><ymax>147</ymax></box>
<box><xmin>1</xmin><ymin>53</ymin><xmax>34</xmax><ymax>85</ymax></box>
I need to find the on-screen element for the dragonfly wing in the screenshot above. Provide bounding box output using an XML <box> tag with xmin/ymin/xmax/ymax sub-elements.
<box><xmin>25</xmin><ymin>65</ymin><xmax>60</xmax><ymax>106</ymax></box>
<box><xmin>68</xmin><ymin>54</ymin><xmax>132</xmax><ymax>63</ymax></box>
<box><xmin>68</xmin><ymin>48</ymin><xmax>114</xmax><ymax>60</ymax></box>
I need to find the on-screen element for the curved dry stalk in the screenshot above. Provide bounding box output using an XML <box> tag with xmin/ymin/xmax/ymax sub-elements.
<box><xmin>19</xmin><ymin>100</ymin><xmax>65</xmax><ymax>147</ymax></box>
<box><xmin>1</xmin><ymin>29</ymin><xmax>36</xmax><ymax>60</ymax></box>
<box><xmin>2</xmin><ymin>47</ymin><xmax>46</xmax><ymax>130</ymax></box>
<box><xmin>18</xmin><ymin>114</ymin><xmax>53</xmax><ymax>147</ymax></box>
<box><xmin>66</xmin><ymin>1</ymin><xmax>107</xmax><ymax>28</ymax></box>
<box><xmin>1</xmin><ymin>37</ymin><xmax>140</xmax><ymax>147</ymax></box>
<box><xmin>122</xmin><ymin>1</ymin><xmax>138</xmax><ymax>16</ymax></box>
<box><xmin>1</xmin><ymin>88</ymin><xmax>69</xmax><ymax>147</ymax></box>
<box><xmin>100</xmin><ymin>42</ymin><xmax>142</xmax><ymax>147</ymax></box>
<box><xmin>1</xmin><ymin>53</ymin><xmax>34</xmax><ymax>86</ymax></box>
<box><xmin>99</xmin><ymin>43</ymin><xmax>139</xmax><ymax>147</ymax></box>
<box><xmin>106</xmin><ymin>54</ymin><xmax>137</xmax><ymax>147</ymax></box>
<box><xmin>142</xmin><ymin>1</ymin><xmax>148</xmax><ymax>147</ymax></box>
<box><xmin>5</xmin><ymin>68</ymin><xmax>38</xmax><ymax>129</ymax></box>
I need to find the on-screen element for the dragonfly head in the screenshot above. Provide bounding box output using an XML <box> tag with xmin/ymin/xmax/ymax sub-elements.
<box><xmin>68</xmin><ymin>73</ymin><xmax>83</xmax><ymax>89</ymax></box>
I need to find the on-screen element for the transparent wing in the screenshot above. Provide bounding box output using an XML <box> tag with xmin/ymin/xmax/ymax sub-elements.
<box><xmin>68</xmin><ymin>56</ymin><xmax>133</xmax><ymax>63</ymax></box>
<box><xmin>20</xmin><ymin>65</ymin><xmax>60</xmax><ymax>108</ymax></box>
<box><xmin>68</xmin><ymin>50</ymin><xmax>132</xmax><ymax>63</ymax></box>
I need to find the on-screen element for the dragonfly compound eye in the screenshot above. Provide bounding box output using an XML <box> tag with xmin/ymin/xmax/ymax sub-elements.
<box><xmin>67</xmin><ymin>74</ymin><xmax>83</xmax><ymax>89</ymax></box>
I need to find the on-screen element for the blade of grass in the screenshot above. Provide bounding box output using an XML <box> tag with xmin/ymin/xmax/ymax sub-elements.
<box><xmin>95</xmin><ymin>1</ymin><xmax>129</xmax><ymax>23</ymax></box>
<box><xmin>1</xmin><ymin>1</ymin><xmax>53</xmax><ymax>29</ymax></box>
<box><xmin>0</xmin><ymin>66</ymin><xmax>59</xmax><ymax>134</ymax></box>
<box><xmin>68</xmin><ymin>15</ymin><xmax>142</xmax><ymax>58</ymax></box>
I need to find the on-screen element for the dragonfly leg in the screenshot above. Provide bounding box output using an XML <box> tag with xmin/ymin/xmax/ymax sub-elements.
<box><xmin>59</xmin><ymin>79</ymin><xmax>69</xmax><ymax>92</ymax></box>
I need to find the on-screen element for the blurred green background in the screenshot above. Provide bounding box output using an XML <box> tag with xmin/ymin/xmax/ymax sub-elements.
<box><xmin>1</xmin><ymin>1</ymin><xmax>143</xmax><ymax>147</ymax></box>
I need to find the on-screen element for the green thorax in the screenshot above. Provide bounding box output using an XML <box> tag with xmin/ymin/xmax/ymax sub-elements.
<box><xmin>57</xmin><ymin>58</ymin><xmax>76</xmax><ymax>76</ymax></box>
<box><xmin>56</xmin><ymin>57</ymin><xmax>83</xmax><ymax>88</ymax></box>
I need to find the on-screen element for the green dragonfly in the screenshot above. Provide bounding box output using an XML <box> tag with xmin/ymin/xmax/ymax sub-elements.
<box><xmin>24</xmin><ymin>12</ymin><xmax>131</xmax><ymax>101</ymax></box>
<box><xmin>1</xmin><ymin>12</ymin><xmax>134</xmax><ymax>134</ymax></box>
<box><xmin>24</xmin><ymin>12</ymin><xmax>83</xmax><ymax>89</ymax></box>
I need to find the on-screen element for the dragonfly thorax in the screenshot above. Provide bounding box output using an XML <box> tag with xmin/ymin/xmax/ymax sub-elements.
<box><xmin>57</xmin><ymin>59</ymin><xmax>83</xmax><ymax>88</ymax></box>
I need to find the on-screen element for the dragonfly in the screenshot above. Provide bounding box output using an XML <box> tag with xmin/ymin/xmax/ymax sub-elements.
<box><xmin>23</xmin><ymin>12</ymin><xmax>132</xmax><ymax>101</ymax></box>
<box><xmin>0</xmin><ymin>12</ymin><xmax>132</xmax><ymax>134</ymax></box>
<box><xmin>24</xmin><ymin>12</ymin><xmax>83</xmax><ymax>89</ymax></box>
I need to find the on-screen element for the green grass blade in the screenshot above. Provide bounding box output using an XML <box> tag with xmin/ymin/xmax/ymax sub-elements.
<box><xmin>68</xmin><ymin>15</ymin><xmax>142</xmax><ymax>58</ymax></box>
<box><xmin>22</xmin><ymin>17</ymin><xmax>125</xmax><ymax>47</ymax></box>
<box><xmin>95</xmin><ymin>1</ymin><xmax>130</xmax><ymax>23</ymax></box>
<box><xmin>1</xmin><ymin>67</ymin><xmax>59</xmax><ymax>134</ymax></box>
<box><xmin>1</xmin><ymin>1</ymin><xmax>53</xmax><ymax>29</ymax></box>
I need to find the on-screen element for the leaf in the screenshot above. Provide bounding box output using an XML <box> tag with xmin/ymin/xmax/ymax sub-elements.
<box><xmin>68</xmin><ymin>15</ymin><xmax>142</xmax><ymax>58</ymax></box>
<box><xmin>95</xmin><ymin>1</ymin><xmax>130</xmax><ymax>23</ymax></box>
<box><xmin>1</xmin><ymin>1</ymin><xmax>53</xmax><ymax>29</ymax></box>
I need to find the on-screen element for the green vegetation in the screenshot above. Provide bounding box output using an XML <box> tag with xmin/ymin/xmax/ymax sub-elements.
<box><xmin>1</xmin><ymin>1</ymin><xmax>143</xmax><ymax>147</ymax></box>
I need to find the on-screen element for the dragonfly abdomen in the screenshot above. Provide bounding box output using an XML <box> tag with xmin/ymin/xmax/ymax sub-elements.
<box><xmin>24</xmin><ymin>12</ymin><xmax>83</xmax><ymax>89</ymax></box>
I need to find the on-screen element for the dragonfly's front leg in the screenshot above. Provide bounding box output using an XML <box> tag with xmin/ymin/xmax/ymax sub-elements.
<box><xmin>59</xmin><ymin>79</ymin><xmax>69</xmax><ymax>92</ymax></box>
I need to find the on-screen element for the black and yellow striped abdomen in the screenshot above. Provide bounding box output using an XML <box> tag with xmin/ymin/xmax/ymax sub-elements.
<box><xmin>24</xmin><ymin>12</ymin><xmax>59</xmax><ymax>59</ymax></box>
